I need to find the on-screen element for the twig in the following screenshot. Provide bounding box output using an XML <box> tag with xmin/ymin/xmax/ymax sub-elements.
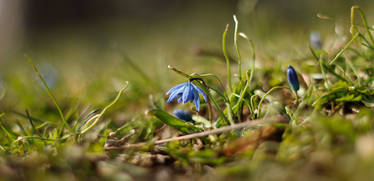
<box><xmin>104</xmin><ymin>116</ymin><xmax>286</xmax><ymax>150</ymax></box>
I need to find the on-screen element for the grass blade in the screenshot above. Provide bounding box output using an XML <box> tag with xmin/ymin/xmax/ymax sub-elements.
<box><xmin>148</xmin><ymin>109</ymin><xmax>202</xmax><ymax>134</ymax></box>
<box><xmin>25</xmin><ymin>55</ymin><xmax>74</xmax><ymax>135</ymax></box>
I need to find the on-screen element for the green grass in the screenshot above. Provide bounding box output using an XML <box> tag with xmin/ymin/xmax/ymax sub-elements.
<box><xmin>1</xmin><ymin>5</ymin><xmax>374</xmax><ymax>181</ymax></box>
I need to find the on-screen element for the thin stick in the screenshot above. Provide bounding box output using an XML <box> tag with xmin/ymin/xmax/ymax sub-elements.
<box><xmin>104</xmin><ymin>116</ymin><xmax>285</xmax><ymax>150</ymax></box>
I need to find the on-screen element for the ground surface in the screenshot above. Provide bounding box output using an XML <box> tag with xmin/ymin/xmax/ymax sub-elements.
<box><xmin>1</xmin><ymin>2</ymin><xmax>374</xmax><ymax>181</ymax></box>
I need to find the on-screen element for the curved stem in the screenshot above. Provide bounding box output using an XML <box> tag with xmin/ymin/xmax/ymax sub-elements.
<box><xmin>80</xmin><ymin>84</ymin><xmax>128</xmax><ymax>135</ymax></box>
<box><xmin>233</xmin><ymin>70</ymin><xmax>251</xmax><ymax>112</ymax></box>
<box><xmin>257</xmin><ymin>86</ymin><xmax>289</xmax><ymax>118</ymax></box>
<box><xmin>233</xmin><ymin>15</ymin><xmax>242</xmax><ymax>80</ymax></box>
<box><xmin>168</xmin><ymin>65</ymin><xmax>192</xmax><ymax>79</ymax></box>
<box><xmin>351</xmin><ymin>6</ymin><xmax>374</xmax><ymax>45</ymax></box>
<box><xmin>318</xmin><ymin>53</ymin><xmax>330</xmax><ymax>89</ymax></box>
<box><xmin>329</xmin><ymin>32</ymin><xmax>359</xmax><ymax>65</ymax></box>
<box><xmin>197</xmin><ymin>73</ymin><xmax>229</xmax><ymax>102</ymax></box>
<box><xmin>222</xmin><ymin>24</ymin><xmax>233</xmax><ymax>92</ymax></box>
<box><xmin>226</xmin><ymin>103</ymin><xmax>235</xmax><ymax>125</ymax></box>
<box><xmin>292</xmin><ymin>89</ymin><xmax>299</xmax><ymax>104</ymax></box>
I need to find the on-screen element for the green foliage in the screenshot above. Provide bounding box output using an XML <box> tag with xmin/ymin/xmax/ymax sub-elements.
<box><xmin>148</xmin><ymin>109</ymin><xmax>202</xmax><ymax>134</ymax></box>
<box><xmin>2</xmin><ymin>4</ymin><xmax>374</xmax><ymax>181</ymax></box>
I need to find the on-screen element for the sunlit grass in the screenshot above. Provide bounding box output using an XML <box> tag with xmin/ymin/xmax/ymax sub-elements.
<box><xmin>1</xmin><ymin>5</ymin><xmax>374</xmax><ymax>181</ymax></box>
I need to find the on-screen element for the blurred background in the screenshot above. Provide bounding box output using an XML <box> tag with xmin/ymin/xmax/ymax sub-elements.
<box><xmin>0</xmin><ymin>0</ymin><xmax>374</xmax><ymax>113</ymax></box>
<box><xmin>1</xmin><ymin>0</ymin><xmax>373</xmax><ymax>61</ymax></box>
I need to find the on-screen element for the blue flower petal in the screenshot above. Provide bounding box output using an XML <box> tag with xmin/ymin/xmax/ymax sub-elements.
<box><xmin>166</xmin><ymin>82</ymin><xmax>186</xmax><ymax>95</ymax></box>
<box><xmin>168</xmin><ymin>90</ymin><xmax>182</xmax><ymax>103</ymax></box>
<box><xmin>166</xmin><ymin>81</ymin><xmax>209</xmax><ymax>112</ymax></box>
<box><xmin>167</xmin><ymin>84</ymin><xmax>186</xmax><ymax>103</ymax></box>
<box><xmin>191</xmin><ymin>83</ymin><xmax>208</xmax><ymax>102</ymax></box>
<box><xmin>193</xmin><ymin>89</ymin><xmax>200</xmax><ymax>111</ymax></box>
<box><xmin>177</xmin><ymin>96</ymin><xmax>183</xmax><ymax>103</ymax></box>
<box><xmin>188</xmin><ymin>84</ymin><xmax>194</xmax><ymax>102</ymax></box>
<box><xmin>182</xmin><ymin>82</ymin><xmax>192</xmax><ymax>103</ymax></box>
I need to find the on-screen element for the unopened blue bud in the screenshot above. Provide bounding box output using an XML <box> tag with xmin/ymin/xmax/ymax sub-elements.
<box><xmin>287</xmin><ymin>65</ymin><xmax>300</xmax><ymax>91</ymax></box>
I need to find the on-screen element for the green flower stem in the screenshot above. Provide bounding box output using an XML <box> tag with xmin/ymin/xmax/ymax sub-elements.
<box><xmin>232</xmin><ymin>70</ymin><xmax>251</xmax><ymax>115</ymax></box>
<box><xmin>292</xmin><ymin>89</ymin><xmax>299</xmax><ymax>104</ymax></box>
<box><xmin>238</xmin><ymin>32</ymin><xmax>256</xmax><ymax>119</ymax></box>
<box><xmin>233</xmin><ymin>15</ymin><xmax>242</xmax><ymax>80</ymax></box>
<box><xmin>222</xmin><ymin>24</ymin><xmax>233</xmax><ymax>92</ymax></box>
<box><xmin>226</xmin><ymin>103</ymin><xmax>235</xmax><ymax>125</ymax></box>
<box><xmin>168</xmin><ymin>65</ymin><xmax>192</xmax><ymax>79</ymax></box>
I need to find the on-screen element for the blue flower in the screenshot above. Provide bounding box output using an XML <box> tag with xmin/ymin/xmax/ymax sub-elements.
<box><xmin>287</xmin><ymin>65</ymin><xmax>300</xmax><ymax>91</ymax></box>
<box><xmin>310</xmin><ymin>32</ymin><xmax>322</xmax><ymax>49</ymax></box>
<box><xmin>166</xmin><ymin>81</ymin><xmax>207</xmax><ymax>111</ymax></box>
<box><xmin>173</xmin><ymin>109</ymin><xmax>193</xmax><ymax>122</ymax></box>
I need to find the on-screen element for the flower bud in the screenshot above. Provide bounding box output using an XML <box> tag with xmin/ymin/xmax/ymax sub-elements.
<box><xmin>287</xmin><ymin>65</ymin><xmax>300</xmax><ymax>91</ymax></box>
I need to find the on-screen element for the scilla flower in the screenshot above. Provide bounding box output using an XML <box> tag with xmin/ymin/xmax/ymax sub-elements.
<box><xmin>166</xmin><ymin>81</ymin><xmax>207</xmax><ymax>111</ymax></box>
<box><xmin>173</xmin><ymin>109</ymin><xmax>193</xmax><ymax>122</ymax></box>
<box><xmin>287</xmin><ymin>65</ymin><xmax>300</xmax><ymax>91</ymax></box>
